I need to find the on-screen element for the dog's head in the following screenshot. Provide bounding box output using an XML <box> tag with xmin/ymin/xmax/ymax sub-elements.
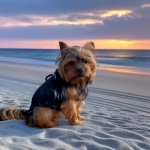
<box><xmin>56</xmin><ymin>41</ymin><xmax>97</xmax><ymax>85</ymax></box>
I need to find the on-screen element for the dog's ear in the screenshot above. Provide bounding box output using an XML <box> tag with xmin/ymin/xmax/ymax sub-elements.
<box><xmin>59</xmin><ymin>41</ymin><xmax>69</xmax><ymax>52</ymax></box>
<box><xmin>82</xmin><ymin>41</ymin><xmax>95</xmax><ymax>53</ymax></box>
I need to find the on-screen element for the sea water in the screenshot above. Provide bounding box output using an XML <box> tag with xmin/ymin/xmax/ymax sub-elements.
<box><xmin>0</xmin><ymin>49</ymin><xmax>150</xmax><ymax>73</ymax></box>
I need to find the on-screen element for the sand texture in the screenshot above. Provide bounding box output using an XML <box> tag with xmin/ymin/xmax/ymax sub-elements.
<box><xmin>0</xmin><ymin>62</ymin><xmax>150</xmax><ymax>150</ymax></box>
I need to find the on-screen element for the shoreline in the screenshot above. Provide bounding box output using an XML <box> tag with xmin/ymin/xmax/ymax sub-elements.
<box><xmin>1</xmin><ymin>60</ymin><xmax>150</xmax><ymax>77</ymax></box>
<box><xmin>98</xmin><ymin>67</ymin><xmax>150</xmax><ymax>76</ymax></box>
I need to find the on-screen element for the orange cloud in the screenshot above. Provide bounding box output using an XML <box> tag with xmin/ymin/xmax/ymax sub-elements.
<box><xmin>100</xmin><ymin>10</ymin><xmax>132</xmax><ymax>18</ymax></box>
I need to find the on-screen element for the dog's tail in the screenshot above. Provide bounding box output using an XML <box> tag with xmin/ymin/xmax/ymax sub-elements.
<box><xmin>0</xmin><ymin>107</ymin><xmax>28</xmax><ymax>121</ymax></box>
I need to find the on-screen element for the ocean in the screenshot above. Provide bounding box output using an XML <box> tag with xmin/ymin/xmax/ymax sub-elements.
<box><xmin>0</xmin><ymin>49</ymin><xmax>150</xmax><ymax>73</ymax></box>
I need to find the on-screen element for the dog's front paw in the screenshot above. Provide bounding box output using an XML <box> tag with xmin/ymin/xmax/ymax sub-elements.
<box><xmin>78</xmin><ymin>115</ymin><xmax>85</xmax><ymax>120</ymax></box>
<box><xmin>76</xmin><ymin>120</ymin><xmax>82</xmax><ymax>125</ymax></box>
<box><xmin>69</xmin><ymin>119</ymin><xmax>82</xmax><ymax>125</ymax></box>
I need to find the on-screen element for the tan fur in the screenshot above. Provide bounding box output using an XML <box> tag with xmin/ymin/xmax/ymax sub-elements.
<box><xmin>29</xmin><ymin>41</ymin><xmax>96</xmax><ymax>127</ymax></box>
<box><xmin>61</xmin><ymin>87</ymin><xmax>85</xmax><ymax>125</ymax></box>
<box><xmin>57</xmin><ymin>46</ymin><xmax>97</xmax><ymax>85</ymax></box>
<box><xmin>27</xmin><ymin>107</ymin><xmax>62</xmax><ymax>128</ymax></box>
<box><xmin>0</xmin><ymin>41</ymin><xmax>96</xmax><ymax>128</ymax></box>
<box><xmin>54</xmin><ymin>41</ymin><xmax>97</xmax><ymax>126</ymax></box>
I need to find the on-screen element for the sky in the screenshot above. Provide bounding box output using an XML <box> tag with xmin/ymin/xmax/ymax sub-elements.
<box><xmin>0</xmin><ymin>0</ymin><xmax>150</xmax><ymax>49</ymax></box>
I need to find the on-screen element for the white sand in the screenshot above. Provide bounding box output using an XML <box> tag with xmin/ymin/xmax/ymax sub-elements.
<box><xmin>0</xmin><ymin>61</ymin><xmax>150</xmax><ymax>150</ymax></box>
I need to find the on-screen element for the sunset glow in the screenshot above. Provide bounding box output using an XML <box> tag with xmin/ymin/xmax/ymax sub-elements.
<box><xmin>100</xmin><ymin>10</ymin><xmax>132</xmax><ymax>18</ymax></box>
<box><xmin>0</xmin><ymin>1</ymin><xmax>150</xmax><ymax>49</ymax></box>
<box><xmin>97</xmin><ymin>67</ymin><xmax>150</xmax><ymax>76</ymax></box>
<box><xmin>0</xmin><ymin>39</ymin><xmax>150</xmax><ymax>49</ymax></box>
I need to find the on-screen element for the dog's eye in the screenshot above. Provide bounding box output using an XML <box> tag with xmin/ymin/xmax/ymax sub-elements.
<box><xmin>69</xmin><ymin>61</ymin><xmax>75</xmax><ymax>66</ymax></box>
<box><xmin>82</xmin><ymin>59</ymin><xmax>87</xmax><ymax>64</ymax></box>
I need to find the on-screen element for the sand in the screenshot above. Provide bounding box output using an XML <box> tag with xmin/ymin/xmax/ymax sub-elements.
<box><xmin>0</xmin><ymin>61</ymin><xmax>150</xmax><ymax>150</ymax></box>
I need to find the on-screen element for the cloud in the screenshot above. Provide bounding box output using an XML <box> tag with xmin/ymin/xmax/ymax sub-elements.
<box><xmin>0</xmin><ymin>14</ymin><xmax>149</xmax><ymax>41</ymax></box>
<box><xmin>0</xmin><ymin>9</ymin><xmax>134</xmax><ymax>27</ymax></box>
<box><xmin>141</xmin><ymin>4</ymin><xmax>150</xmax><ymax>8</ymax></box>
<box><xmin>100</xmin><ymin>10</ymin><xmax>132</xmax><ymax>18</ymax></box>
<box><xmin>0</xmin><ymin>0</ymin><xmax>150</xmax><ymax>42</ymax></box>
<box><xmin>0</xmin><ymin>15</ymin><xmax>103</xmax><ymax>27</ymax></box>
<box><xmin>0</xmin><ymin>0</ymin><xmax>148</xmax><ymax>17</ymax></box>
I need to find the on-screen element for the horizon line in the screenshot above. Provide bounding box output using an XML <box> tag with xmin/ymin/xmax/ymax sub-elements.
<box><xmin>0</xmin><ymin>48</ymin><xmax>150</xmax><ymax>50</ymax></box>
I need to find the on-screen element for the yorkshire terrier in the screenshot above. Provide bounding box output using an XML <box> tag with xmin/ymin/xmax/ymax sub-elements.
<box><xmin>0</xmin><ymin>41</ymin><xmax>97</xmax><ymax>128</ymax></box>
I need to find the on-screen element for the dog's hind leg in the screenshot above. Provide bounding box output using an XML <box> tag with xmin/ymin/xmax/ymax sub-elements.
<box><xmin>42</xmin><ymin>121</ymin><xmax>60</xmax><ymax>128</ymax></box>
<box><xmin>26</xmin><ymin>116</ymin><xmax>59</xmax><ymax>128</ymax></box>
<box><xmin>27</xmin><ymin>107</ymin><xmax>60</xmax><ymax>128</ymax></box>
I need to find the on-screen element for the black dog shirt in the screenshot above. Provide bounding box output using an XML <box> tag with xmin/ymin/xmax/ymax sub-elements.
<box><xmin>28</xmin><ymin>69</ymin><xmax>88</xmax><ymax>112</ymax></box>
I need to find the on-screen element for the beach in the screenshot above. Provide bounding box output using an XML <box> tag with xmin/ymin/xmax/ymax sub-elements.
<box><xmin>1</xmin><ymin>0</ymin><xmax>150</xmax><ymax>149</ymax></box>
<box><xmin>0</xmin><ymin>60</ymin><xmax>150</xmax><ymax>150</ymax></box>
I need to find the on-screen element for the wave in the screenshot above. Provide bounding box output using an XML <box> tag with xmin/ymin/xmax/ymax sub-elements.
<box><xmin>0</xmin><ymin>49</ymin><xmax>150</xmax><ymax>74</ymax></box>
<box><xmin>98</xmin><ymin>57</ymin><xmax>150</xmax><ymax>68</ymax></box>
<box><xmin>96</xmin><ymin>50</ymin><xmax>150</xmax><ymax>66</ymax></box>
<box><xmin>0</xmin><ymin>56</ymin><xmax>55</xmax><ymax>67</ymax></box>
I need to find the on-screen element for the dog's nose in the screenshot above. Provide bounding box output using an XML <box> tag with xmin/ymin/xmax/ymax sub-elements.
<box><xmin>77</xmin><ymin>68</ymin><xmax>83</xmax><ymax>76</ymax></box>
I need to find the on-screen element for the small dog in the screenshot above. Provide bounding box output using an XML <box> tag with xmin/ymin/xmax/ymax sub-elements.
<box><xmin>0</xmin><ymin>41</ymin><xmax>97</xmax><ymax>128</ymax></box>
